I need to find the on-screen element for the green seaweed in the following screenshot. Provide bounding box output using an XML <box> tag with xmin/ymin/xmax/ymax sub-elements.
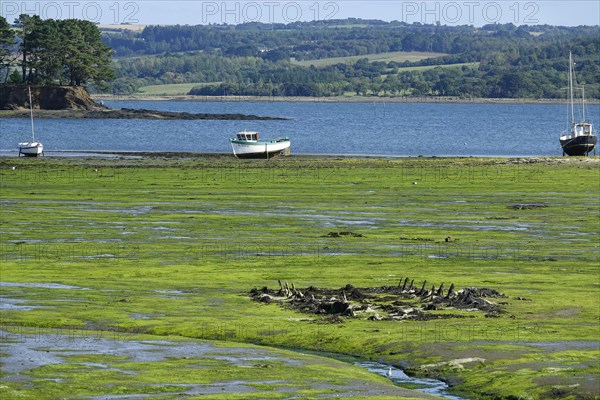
<box><xmin>1</xmin><ymin>156</ymin><xmax>598</xmax><ymax>399</ymax></box>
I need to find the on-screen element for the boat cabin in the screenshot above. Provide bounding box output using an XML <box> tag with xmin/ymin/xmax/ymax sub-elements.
<box><xmin>573</xmin><ymin>123</ymin><xmax>593</xmax><ymax>136</ymax></box>
<box><xmin>236</xmin><ymin>131</ymin><xmax>259</xmax><ymax>141</ymax></box>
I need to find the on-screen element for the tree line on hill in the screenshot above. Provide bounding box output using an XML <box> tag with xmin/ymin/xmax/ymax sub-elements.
<box><xmin>0</xmin><ymin>15</ymin><xmax>113</xmax><ymax>87</ymax></box>
<box><xmin>2</xmin><ymin>16</ymin><xmax>599</xmax><ymax>100</ymax></box>
<box><xmin>104</xmin><ymin>19</ymin><xmax>599</xmax><ymax>99</ymax></box>
<box><xmin>103</xmin><ymin>19</ymin><xmax>597</xmax><ymax>61</ymax></box>
<box><xmin>109</xmin><ymin>38</ymin><xmax>599</xmax><ymax>99</ymax></box>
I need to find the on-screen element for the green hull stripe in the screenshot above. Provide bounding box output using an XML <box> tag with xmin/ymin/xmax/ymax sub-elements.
<box><xmin>230</xmin><ymin>140</ymin><xmax>290</xmax><ymax>146</ymax></box>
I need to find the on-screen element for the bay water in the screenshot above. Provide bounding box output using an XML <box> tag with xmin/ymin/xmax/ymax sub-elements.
<box><xmin>1</xmin><ymin>100</ymin><xmax>598</xmax><ymax>156</ymax></box>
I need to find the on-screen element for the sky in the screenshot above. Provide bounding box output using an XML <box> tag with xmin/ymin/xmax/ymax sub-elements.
<box><xmin>1</xmin><ymin>1</ymin><xmax>599</xmax><ymax>27</ymax></box>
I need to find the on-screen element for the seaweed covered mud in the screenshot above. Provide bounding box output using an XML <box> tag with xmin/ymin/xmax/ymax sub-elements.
<box><xmin>0</xmin><ymin>155</ymin><xmax>598</xmax><ymax>399</ymax></box>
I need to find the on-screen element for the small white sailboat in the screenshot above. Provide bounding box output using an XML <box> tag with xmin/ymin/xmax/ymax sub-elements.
<box><xmin>230</xmin><ymin>130</ymin><xmax>290</xmax><ymax>159</ymax></box>
<box><xmin>18</xmin><ymin>87</ymin><xmax>44</xmax><ymax>157</ymax></box>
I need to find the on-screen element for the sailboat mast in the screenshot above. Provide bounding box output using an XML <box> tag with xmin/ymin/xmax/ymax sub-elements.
<box><xmin>569</xmin><ymin>52</ymin><xmax>574</xmax><ymax>124</ymax></box>
<box><xmin>581</xmin><ymin>85</ymin><xmax>585</xmax><ymax>122</ymax></box>
<box><xmin>28</xmin><ymin>86</ymin><xmax>35</xmax><ymax>142</ymax></box>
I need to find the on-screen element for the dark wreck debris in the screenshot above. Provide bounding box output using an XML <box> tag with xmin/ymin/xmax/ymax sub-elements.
<box><xmin>509</xmin><ymin>203</ymin><xmax>548</xmax><ymax>210</ymax></box>
<box><xmin>249</xmin><ymin>279</ymin><xmax>508</xmax><ymax>322</ymax></box>
<box><xmin>326</xmin><ymin>231</ymin><xmax>364</xmax><ymax>237</ymax></box>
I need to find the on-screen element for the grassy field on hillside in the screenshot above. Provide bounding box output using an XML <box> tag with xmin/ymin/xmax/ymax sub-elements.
<box><xmin>393</xmin><ymin>62</ymin><xmax>480</xmax><ymax>72</ymax></box>
<box><xmin>138</xmin><ymin>82</ymin><xmax>221</xmax><ymax>96</ymax></box>
<box><xmin>291</xmin><ymin>51</ymin><xmax>448</xmax><ymax>67</ymax></box>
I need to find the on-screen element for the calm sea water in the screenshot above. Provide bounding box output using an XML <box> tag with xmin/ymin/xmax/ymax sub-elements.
<box><xmin>1</xmin><ymin>100</ymin><xmax>598</xmax><ymax>156</ymax></box>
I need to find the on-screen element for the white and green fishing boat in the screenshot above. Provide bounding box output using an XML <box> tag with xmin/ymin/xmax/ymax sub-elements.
<box><xmin>230</xmin><ymin>130</ymin><xmax>290</xmax><ymax>159</ymax></box>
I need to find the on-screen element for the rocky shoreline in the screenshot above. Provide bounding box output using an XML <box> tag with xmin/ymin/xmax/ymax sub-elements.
<box><xmin>0</xmin><ymin>85</ymin><xmax>287</xmax><ymax>120</ymax></box>
<box><xmin>0</xmin><ymin>107</ymin><xmax>287</xmax><ymax>120</ymax></box>
<box><xmin>92</xmin><ymin>93</ymin><xmax>600</xmax><ymax>105</ymax></box>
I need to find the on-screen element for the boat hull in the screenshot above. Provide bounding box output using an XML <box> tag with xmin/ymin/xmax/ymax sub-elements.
<box><xmin>18</xmin><ymin>142</ymin><xmax>44</xmax><ymax>157</ymax></box>
<box><xmin>560</xmin><ymin>135</ymin><xmax>597</xmax><ymax>156</ymax></box>
<box><xmin>230</xmin><ymin>139</ymin><xmax>290</xmax><ymax>159</ymax></box>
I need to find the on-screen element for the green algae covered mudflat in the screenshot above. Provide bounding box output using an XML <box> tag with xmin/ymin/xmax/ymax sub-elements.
<box><xmin>1</xmin><ymin>155</ymin><xmax>598</xmax><ymax>399</ymax></box>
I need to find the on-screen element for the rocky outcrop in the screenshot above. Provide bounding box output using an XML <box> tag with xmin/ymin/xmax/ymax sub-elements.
<box><xmin>0</xmin><ymin>85</ymin><xmax>106</xmax><ymax>110</ymax></box>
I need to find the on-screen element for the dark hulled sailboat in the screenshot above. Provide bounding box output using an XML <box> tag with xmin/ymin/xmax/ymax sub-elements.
<box><xmin>559</xmin><ymin>52</ymin><xmax>596</xmax><ymax>156</ymax></box>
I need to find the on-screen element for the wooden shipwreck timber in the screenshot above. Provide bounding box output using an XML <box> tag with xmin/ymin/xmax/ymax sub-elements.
<box><xmin>250</xmin><ymin>279</ymin><xmax>508</xmax><ymax>322</ymax></box>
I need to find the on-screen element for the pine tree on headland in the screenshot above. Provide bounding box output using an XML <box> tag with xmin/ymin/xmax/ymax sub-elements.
<box><xmin>60</xmin><ymin>19</ymin><xmax>114</xmax><ymax>87</ymax></box>
<box><xmin>12</xmin><ymin>15</ymin><xmax>114</xmax><ymax>88</ymax></box>
<box><xmin>13</xmin><ymin>14</ymin><xmax>40</xmax><ymax>83</ymax></box>
<box><xmin>0</xmin><ymin>16</ymin><xmax>16</xmax><ymax>83</ymax></box>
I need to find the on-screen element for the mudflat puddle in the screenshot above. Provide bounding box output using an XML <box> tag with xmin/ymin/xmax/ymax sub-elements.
<box><xmin>0</xmin><ymin>330</ymin><xmax>440</xmax><ymax>399</ymax></box>
<box><xmin>0</xmin><ymin>282</ymin><xmax>90</xmax><ymax>290</ymax></box>
<box><xmin>358</xmin><ymin>361</ymin><xmax>467</xmax><ymax>400</ymax></box>
<box><xmin>298</xmin><ymin>349</ymin><xmax>469</xmax><ymax>400</ymax></box>
<box><xmin>0</xmin><ymin>296</ymin><xmax>43</xmax><ymax>311</ymax></box>
<box><xmin>0</xmin><ymin>331</ymin><xmax>298</xmax><ymax>376</ymax></box>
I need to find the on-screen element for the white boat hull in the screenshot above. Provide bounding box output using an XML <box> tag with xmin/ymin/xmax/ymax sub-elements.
<box><xmin>230</xmin><ymin>139</ymin><xmax>290</xmax><ymax>159</ymax></box>
<box><xmin>18</xmin><ymin>142</ymin><xmax>44</xmax><ymax>157</ymax></box>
